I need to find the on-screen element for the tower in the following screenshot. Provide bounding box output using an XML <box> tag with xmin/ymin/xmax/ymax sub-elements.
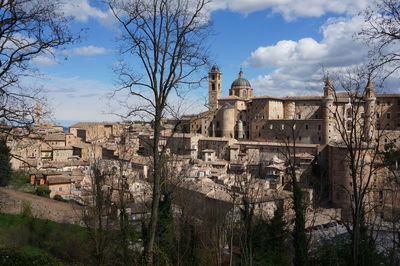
<box><xmin>208</xmin><ymin>65</ymin><xmax>222</xmax><ymax>111</ymax></box>
<box><xmin>323</xmin><ymin>77</ymin><xmax>334</xmax><ymax>144</ymax></box>
<box><xmin>364</xmin><ymin>77</ymin><xmax>376</xmax><ymax>141</ymax></box>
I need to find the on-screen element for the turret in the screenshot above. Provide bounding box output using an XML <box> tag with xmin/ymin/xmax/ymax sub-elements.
<box><xmin>364</xmin><ymin>77</ymin><xmax>376</xmax><ymax>141</ymax></box>
<box><xmin>323</xmin><ymin>76</ymin><xmax>333</xmax><ymax>99</ymax></box>
<box><xmin>208</xmin><ymin>65</ymin><xmax>222</xmax><ymax>111</ymax></box>
<box><xmin>323</xmin><ymin>77</ymin><xmax>334</xmax><ymax>144</ymax></box>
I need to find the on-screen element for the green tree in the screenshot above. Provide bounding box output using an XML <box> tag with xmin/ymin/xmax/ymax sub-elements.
<box><xmin>252</xmin><ymin>208</ymin><xmax>290</xmax><ymax>266</ymax></box>
<box><xmin>155</xmin><ymin>192</ymin><xmax>174</xmax><ymax>265</ymax></box>
<box><xmin>35</xmin><ymin>185</ymin><xmax>50</xmax><ymax>198</ymax></box>
<box><xmin>0</xmin><ymin>137</ymin><xmax>11</xmax><ymax>186</ymax></box>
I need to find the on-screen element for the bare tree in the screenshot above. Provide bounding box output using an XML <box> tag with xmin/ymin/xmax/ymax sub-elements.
<box><xmin>359</xmin><ymin>0</ymin><xmax>400</xmax><ymax>78</ymax></box>
<box><xmin>272</xmin><ymin>115</ymin><xmax>310</xmax><ymax>266</ymax></box>
<box><xmin>107</xmin><ymin>0</ymin><xmax>211</xmax><ymax>260</ymax></box>
<box><xmin>324</xmin><ymin>68</ymin><xmax>392</xmax><ymax>265</ymax></box>
<box><xmin>0</xmin><ymin>0</ymin><xmax>76</xmax><ymax>137</ymax></box>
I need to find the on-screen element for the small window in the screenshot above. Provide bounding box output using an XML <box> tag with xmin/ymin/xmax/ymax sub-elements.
<box><xmin>298</xmin><ymin>114</ymin><xmax>301</xmax><ymax>119</ymax></box>
<box><xmin>376</xmin><ymin>113</ymin><xmax>380</xmax><ymax>118</ymax></box>
<box><xmin>305</xmin><ymin>124</ymin><xmax>309</xmax><ymax>130</ymax></box>
<box><xmin>315</xmin><ymin>114</ymin><xmax>319</xmax><ymax>119</ymax></box>
<box><xmin>299</xmin><ymin>136</ymin><xmax>302</xmax><ymax>141</ymax></box>
<box><xmin>387</xmin><ymin>113</ymin><xmax>391</xmax><ymax>119</ymax></box>
<box><xmin>318</xmin><ymin>125</ymin><xmax>321</xmax><ymax>131</ymax></box>
<box><xmin>59</xmin><ymin>187</ymin><xmax>62</xmax><ymax>192</ymax></box>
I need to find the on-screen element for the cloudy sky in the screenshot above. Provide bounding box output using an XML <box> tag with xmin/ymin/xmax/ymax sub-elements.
<box><xmin>30</xmin><ymin>0</ymin><xmax>395</xmax><ymax>124</ymax></box>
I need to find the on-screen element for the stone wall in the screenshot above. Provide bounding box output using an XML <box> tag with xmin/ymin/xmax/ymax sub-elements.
<box><xmin>0</xmin><ymin>188</ymin><xmax>83</xmax><ymax>225</ymax></box>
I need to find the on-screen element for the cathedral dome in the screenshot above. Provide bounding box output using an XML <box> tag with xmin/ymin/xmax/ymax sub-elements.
<box><xmin>231</xmin><ymin>70</ymin><xmax>251</xmax><ymax>88</ymax></box>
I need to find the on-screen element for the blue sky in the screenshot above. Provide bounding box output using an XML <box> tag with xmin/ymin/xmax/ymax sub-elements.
<box><xmin>29</xmin><ymin>0</ymin><xmax>389</xmax><ymax>125</ymax></box>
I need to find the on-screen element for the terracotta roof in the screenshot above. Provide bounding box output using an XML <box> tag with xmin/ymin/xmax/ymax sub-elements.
<box><xmin>376</xmin><ymin>94</ymin><xmax>400</xmax><ymax>98</ymax></box>
<box><xmin>44</xmin><ymin>134</ymin><xmax>65</xmax><ymax>141</ymax></box>
<box><xmin>69</xmin><ymin>122</ymin><xmax>118</xmax><ymax>128</ymax></box>
<box><xmin>218</xmin><ymin>95</ymin><xmax>246</xmax><ymax>101</ymax></box>
<box><xmin>47</xmin><ymin>176</ymin><xmax>71</xmax><ymax>185</ymax></box>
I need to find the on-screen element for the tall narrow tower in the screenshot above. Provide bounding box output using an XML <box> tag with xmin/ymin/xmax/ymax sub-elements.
<box><xmin>364</xmin><ymin>78</ymin><xmax>376</xmax><ymax>141</ymax></box>
<box><xmin>208</xmin><ymin>65</ymin><xmax>222</xmax><ymax>111</ymax></box>
<box><xmin>323</xmin><ymin>77</ymin><xmax>334</xmax><ymax>144</ymax></box>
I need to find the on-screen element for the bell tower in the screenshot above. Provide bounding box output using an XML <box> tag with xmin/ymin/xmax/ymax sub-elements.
<box><xmin>208</xmin><ymin>65</ymin><xmax>222</xmax><ymax>111</ymax></box>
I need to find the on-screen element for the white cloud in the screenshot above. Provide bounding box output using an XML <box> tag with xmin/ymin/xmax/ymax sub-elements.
<box><xmin>32</xmin><ymin>55</ymin><xmax>59</xmax><ymax>66</ymax></box>
<box><xmin>61</xmin><ymin>0</ymin><xmax>114</xmax><ymax>25</ymax></box>
<box><xmin>72</xmin><ymin>45</ymin><xmax>108</xmax><ymax>56</ymax></box>
<box><xmin>31</xmin><ymin>75</ymin><xmax>117</xmax><ymax>121</ymax></box>
<box><xmin>209</xmin><ymin>0</ymin><xmax>369</xmax><ymax>20</ymax></box>
<box><xmin>245</xmin><ymin>16</ymin><xmax>371</xmax><ymax>95</ymax></box>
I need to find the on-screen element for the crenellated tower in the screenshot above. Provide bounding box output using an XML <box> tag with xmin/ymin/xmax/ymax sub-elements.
<box><xmin>208</xmin><ymin>65</ymin><xmax>222</xmax><ymax>111</ymax></box>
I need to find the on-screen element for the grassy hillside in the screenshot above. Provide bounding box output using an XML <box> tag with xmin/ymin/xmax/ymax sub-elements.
<box><xmin>0</xmin><ymin>212</ymin><xmax>89</xmax><ymax>265</ymax></box>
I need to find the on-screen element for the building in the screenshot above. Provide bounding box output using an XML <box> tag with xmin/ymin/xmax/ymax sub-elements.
<box><xmin>191</xmin><ymin>66</ymin><xmax>400</xmax><ymax>146</ymax></box>
<box><xmin>189</xmin><ymin>66</ymin><xmax>400</xmax><ymax>220</ymax></box>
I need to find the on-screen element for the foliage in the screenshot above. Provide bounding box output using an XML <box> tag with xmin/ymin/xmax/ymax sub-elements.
<box><xmin>0</xmin><ymin>138</ymin><xmax>12</xmax><ymax>186</ymax></box>
<box><xmin>155</xmin><ymin>192</ymin><xmax>174</xmax><ymax>265</ymax></box>
<box><xmin>0</xmin><ymin>247</ymin><xmax>71</xmax><ymax>266</ymax></box>
<box><xmin>53</xmin><ymin>195</ymin><xmax>67</xmax><ymax>202</ymax></box>
<box><xmin>35</xmin><ymin>184</ymin><xmax>50</xmax><ymax>198</ymax></box>
<box><xmin>252</xmin><ymin>208</ymin><xmax>290</xmax><ymax>266</ymax></box>
<box><xmin>311</xmin><ymin>232</ymin><xmax>388</xmax><ymax>266</ymax></box>
<box><xmin>8</xmin><ymin>170</ymin><xmax>30</xmax><ymax>186</ymax></box>
<box><xmin>0</xmin><ymin>213</ymin><xmax>89</xmax><ymax>265</ymax></box>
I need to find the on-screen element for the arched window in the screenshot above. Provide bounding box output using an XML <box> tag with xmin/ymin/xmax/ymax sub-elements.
<box><xmin>346</xmin><ymin>108</ymin><xmax>352</xmax><ymax>118</ymax></box>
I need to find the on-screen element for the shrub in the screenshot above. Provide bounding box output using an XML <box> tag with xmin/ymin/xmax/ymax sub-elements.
<box><xmin>53</xmin><ymin>195</ymin><xmax>66</xmax><ymax>202</ymax></box>
<box><xmin>36</xmin><ymin>185</ymin><xmax>51</xmax><ymax>198</ymax></box>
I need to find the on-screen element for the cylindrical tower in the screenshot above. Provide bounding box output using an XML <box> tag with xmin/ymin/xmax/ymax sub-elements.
<box><xmin>237</xmin><ymin>120</ymin><xmax>244</xmax><ymax>139</ymax></box>
<box><xmin>323</xmin><ymin>77</ymin><xmax>334</xmax><ymax>144</ymax></box>
<box><xmin>222</xmin><ymin>105</ymin><xmax>235</xmax><ymax>138</ymax></box>
<box><xmin>364</xmin><ymin>78</ymin><xmax>376</xmax><ymax>141</ymax></box>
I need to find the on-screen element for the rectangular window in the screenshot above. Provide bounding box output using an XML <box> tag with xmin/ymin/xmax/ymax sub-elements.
<box><xmin>298</xmin><ymin>114</ymin><xmax>301</xmax><ymax>119</ymax></box>
<box><xmin>305</xmin><ymin>124</ymin><xmax>308</xmax><ymax>130</ymax></box>
<box><xmin>318</xmin><ymin>125</ymin><xmax>321</xmax><ymax>131</ymax></box>
<box><xmin>59</xmin><ymin>187</ymin><xmax>62</xmax><ymax>192</ymax></box>
<box><xmin>315</xmin><ymin>114</ymin><xmax>319</xmax><ymax>119</ymax></box>
<box><xmin>387</xmin><ymin>113</ymin><xmax>391</xmax><ymax>119</ymax></box>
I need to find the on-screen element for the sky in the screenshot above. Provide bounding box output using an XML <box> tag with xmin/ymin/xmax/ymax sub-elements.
<box><xmin>28</xmin><ymin>0</ymin><xmax>397</xmax><ymax>125</ymax></box>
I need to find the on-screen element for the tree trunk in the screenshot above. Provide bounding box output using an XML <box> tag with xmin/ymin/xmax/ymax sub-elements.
<box><xmin>144</xmin><ymin>111</ymin><xmax>162</xmax><ymax>263</ymax></box>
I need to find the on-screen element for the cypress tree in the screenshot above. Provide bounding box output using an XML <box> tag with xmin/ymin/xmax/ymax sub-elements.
<box><xmin>0</xmin><ymin>137</ymin><xmax>11</xmax><ymax>186</ymax></box>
